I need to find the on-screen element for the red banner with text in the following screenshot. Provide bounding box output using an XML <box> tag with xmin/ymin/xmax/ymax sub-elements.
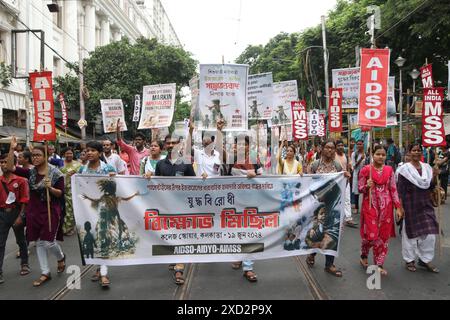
<box><xmin>329</xmin><ymin>88</ymin><xmax>343</xmax><ymax>132</ymax></box>
<box><xmin>291</xmin><ymin>101</ymin><xmax>308</xmax><ymax>141</ymax></box>
<box><xmin>420</xmin><ymin>64</ymin><xmax>434</xmax><ymax>89</ymax></box>
<box><xmin>422</xmin><ymin>88</ymin><xmax>446</xmax><ymax>147</ymax></box>
<box><xmin>29</xmin><ymin>71</ymin><xmax>56</xmax><ymax>141</ymax></box>
<box><xmin>59</xmin><ymin>93</ymin><xmax>68</xmax><ymax>128</ymax></box>
<box><xmin>357</xmin><ymin>48</ymin><xmax>390</xmax><ymax>128</ymax></box>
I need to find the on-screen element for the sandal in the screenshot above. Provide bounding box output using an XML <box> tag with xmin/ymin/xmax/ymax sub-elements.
<box><xmin>405</xmin><ymin>261</ymin><xmax>416</xmax><ymax>272</ymax></box>
<box><xmin>100</xmin><ymin>276</ymin><xmax>110</xmax><ymax>287</ymax></box>
<box><xmin>418</xmin><ymin>260</ymin><xmax>439</xmax><ymax>273</ymax></box>
<box><xmin>91</xmin><ymin>268</ymin><xmax>100</xmax><ymax>282</ymax></box>
<box><xmin>33</xmin><ymin>274</ymin><xmax>51</xmax><ymax>287</ymax></box>
<box><xmin>20</xmin><ymin>264</ymin><xmax>31</xmax><ymax>276</ymax></box>
<box><xmin>345</xmin><ymin>220</ymin><xmax>358</xmax><ymax>228</ymax></box>
<box><xmin>378</xmin><ymin>266</ymin><xmax>388</xmax><ymax>276</ymax></box>
<box><xmin>231</xmin><ymin>262</ymin><xmax>242</xmax><ymax>270</ymax></box>
<box><xmin>57</xmin><ymin>254</ymin><xmax>66</xmax><ymax>273</ymax></box>
<box><xmin>173</xmin><ymin>271</ymin><xmax>185</xmax><ymax>285</ymax></box>
<box><xmin>306</xmin><ymin>255</ymin><xmax>315</xmax><ymax>267</ymax></box>
<box><xmin>324</xmin><ymin>265</ymin><xmax>343</xmax><ymax>277</ymax></box>
<box><xmin>360</xmin><ymin>258</ymin><xmax>369</xmax><ymax>269</ymax></box>
<box><xmin>243</xmin><ymin>271</ymin><xmax>258</xmax><ymax>282</ymax></box>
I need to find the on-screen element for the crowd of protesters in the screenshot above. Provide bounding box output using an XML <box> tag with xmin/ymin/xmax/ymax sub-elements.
<box><xmin>0</xmin><ymin>120</ymin><xmax>448</xmax><ymax>288</ymax></box>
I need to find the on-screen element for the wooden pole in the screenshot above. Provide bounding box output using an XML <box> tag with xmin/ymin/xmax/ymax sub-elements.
<box><xmin>44</xmin><ymin>141</ymin><xmax>52</xmax><ymax>232</ymax></box>
<box><xmin>369</xmin><ymin>129</ymin><xmax>373</xmax><ymax>208</ymax></box>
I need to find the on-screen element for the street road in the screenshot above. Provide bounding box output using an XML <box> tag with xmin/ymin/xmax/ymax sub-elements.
<box><xmin>1</xmin><ymin>195</ymin><xmax>449</xmax><ymax>300</ymax></box>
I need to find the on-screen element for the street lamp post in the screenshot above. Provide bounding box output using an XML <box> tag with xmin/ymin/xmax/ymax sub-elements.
<box><xmin>408</xmin><ymin>68</ymin><xmax>420</xmax><ymax>144</ymax></box>
<box><xmin>395</xmin><ymin>56</ymin><xmax>406</xmax><ymax>152</ymax></box>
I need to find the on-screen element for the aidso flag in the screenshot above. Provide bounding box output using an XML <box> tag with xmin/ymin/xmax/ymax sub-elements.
<box><xmin>358</xmin><ymin>48</ymin><xmax>390</xmax><ymax>128</ymax></box>
<box><xmin>198</xmin><ymin>64</ymin><xmax>249</xmax><ymax>131</ymax></box>
<box><xmin>138</xmin><ymin>83</ymin><xmax>176</xmax><ymax>129</ymax></box>
<box><xmin>329</xmin><ymin>88</ymin><xmax>343</xmax><ymax>132</ymax></box>
<box><xmin>29</xmin><ymin>71</ymin><xmax>56</xmax><ymax>141</ymax></box>
<box><xmin>100</xmin><ymin>99</ymin><xmax>127</xmax><ymax>133</ymax></box>
<box><xmin>72</xmin><ymin>174</ymin><xmax>346</xmax><ymax>266</ymax></box>
<box><xmin>422</xmin><ymin>87</ymin><xmax>446</xmax><ymax>147</ymax></box>
<box><xmin>291</xmin><ymin>101</ymin><xmax>308</xmax><ymax>141</ymax></box>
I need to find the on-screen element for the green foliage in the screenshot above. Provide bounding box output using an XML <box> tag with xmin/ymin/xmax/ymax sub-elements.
<box><xmin>0</xmin><ymin>62</ymin><xmax>12</xmax><ymax>87</ymax></box>
<box><xmin>53</xmin><ymin>37</ymin><xmax>197</xmax><ymax>136</ymax></box>
<box><xmin>236</xmin><ymin>0</ymin><xmax>450</xmax><ymax>107</ymax></box>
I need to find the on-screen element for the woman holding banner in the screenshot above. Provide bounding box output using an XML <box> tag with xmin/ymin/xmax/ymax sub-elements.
<box><xmin>358</xmin><ymin>145</ymin><xmax>403</xmax><ymax>276</ymax></box>
<box><xmin>78</xmin><ymin>141</ymin><xmax>117</xmax><ymax>288</ymax></box>
<box><xmin>306</xmin><ymin>139</ymin><xmax>350</xmax><ymax>277</ymax></box>
<box><xmin>396</xmin><ymin>143</ymin><xmax>440</xmax><ymax>273</ymax></box>
<box><xmin>6</xmin><ymin>138</ymin><xmax>66</xmax><ymax>287</ymax></box>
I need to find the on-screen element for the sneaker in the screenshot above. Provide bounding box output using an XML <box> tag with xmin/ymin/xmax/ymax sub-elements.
<box><xmin>0</xmin><ymin>273</ymin><xmax>4</xmax><ymax>284</ymax></box>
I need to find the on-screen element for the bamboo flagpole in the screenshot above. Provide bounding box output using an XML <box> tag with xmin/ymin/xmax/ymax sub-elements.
<box><xmin>368</xmin><ymin>129</ymin><xmax>373</xmax><ymax>208</ymax></box>
<box><xmin>44</xmin><ymin>141</ymin><xmax>52</xmax><ymax>232</ymax></box>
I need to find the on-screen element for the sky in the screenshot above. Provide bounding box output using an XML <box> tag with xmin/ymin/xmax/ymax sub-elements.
<box><xmin>161</xmin><ymin>0</ymin><xmax>338</xmax><ymax>64</ymax></box>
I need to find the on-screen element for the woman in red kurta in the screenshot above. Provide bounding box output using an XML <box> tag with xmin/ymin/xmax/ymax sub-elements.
<box><xmin>358</xmin><ymin>145</ymin><xmax>404</xmax><ymax>275</ymax></box>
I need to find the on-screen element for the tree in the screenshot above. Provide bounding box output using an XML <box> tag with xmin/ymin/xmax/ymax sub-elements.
<box><xmin>54</xmin><ymin>37</ymin><xmax>197</xmax><ymax>138</ymax></box>
<box><xmin>236</xmin><ymin>0</ymin><xmax>450</xmax><ymax>108</ymax></box>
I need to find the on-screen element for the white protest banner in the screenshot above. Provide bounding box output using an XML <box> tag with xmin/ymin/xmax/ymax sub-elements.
<box><xmin>139</xmin><ymin>83</ymin><xmax>176</xmax><ymax>129</ymax></box>
<box><xmin>332</xmin><ymin>67</ymin><xmax>360</xmax><ymax>109</ymax></box>
<box><xmin>100</xmin><ymin>99</ymin><xmax>127</xmax><ymax>133</ymax></box>
<box><xmin>190</xmin><ymin>76</ymin><xmax>201</xmax><ymax>125</ymax></box>
<box><xmin>270</xmin><ymin>80</ymin><xmax>299</xmax><ymax>127</ymax></box>
<box><xmin>387</xmin><ymin>77</ymin><xmax>397</xmax><ymax>126</ymax></box>
<box><xmin>132</xmin><ymin>95</ymin><xmax>141</xmax><ymax>122</ymax></box>
<box><xmin>199</xmin><ymin>64</ymin><xmax>249</xmax><ymax>131</ymax></box>
<box><xmin>247</xmin><ymin>73</ymin><xmax>274</xmax><ymax>120</ymax></box>
<box><xmin>444</xmin><ymin>115</ymin><xmax>450</xmax><ymax>136</ymax></box>
<box><xmin>72</xmin><ymin>174</ymin><xmax>346</xmax><ymax>265</ymax></box>
<box><xmin>279</xmin><ymin>125</ymin><xmax>293</xmax><ymax>142</ymax></box>
<box><xmin>308</xmin><ymin>109</ymin><xmax>321</xmax><ymax>136</ymax></box>
<box><xmin>58</xmin><ymin>93</ymin><xmax>68</xmax><ymax>128</ymax></box>
<box><xmin>291</xmin><ymin>101</ymin><xmax>308</xmax><ymax>141</ymax></box>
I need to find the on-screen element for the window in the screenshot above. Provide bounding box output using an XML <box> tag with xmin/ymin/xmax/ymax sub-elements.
<box><xmin>52</xmin><ymin>1</ymin><xmax>63</xmax><ymax>29</ymax></box>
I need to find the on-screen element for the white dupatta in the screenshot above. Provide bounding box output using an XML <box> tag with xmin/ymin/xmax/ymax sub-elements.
<box><xmin>395</xmin><ymin>162</ymin><xmax>433</xmax><ymax>189</ymax></box>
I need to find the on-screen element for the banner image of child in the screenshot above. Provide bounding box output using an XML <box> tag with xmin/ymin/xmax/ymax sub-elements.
<box><xmin>81</xmin><ymin>179</ymin><xmax>140</xmax><ymax>258</ymax></box>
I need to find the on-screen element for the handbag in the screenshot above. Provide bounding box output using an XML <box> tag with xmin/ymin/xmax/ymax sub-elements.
<box><xmin>431</xmin><ymin>186</ymin><xmax>445</xmax><ymax>207</ymax></box>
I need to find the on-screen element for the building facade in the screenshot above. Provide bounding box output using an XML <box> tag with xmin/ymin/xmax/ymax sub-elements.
<box><xmin>0</xmin><ymin>0</ymin><xmax>180</xmax><ymax>132</ymax></box>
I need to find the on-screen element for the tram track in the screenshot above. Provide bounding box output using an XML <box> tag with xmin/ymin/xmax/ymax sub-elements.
<box><xmin>47</xmin><ymin>265</ymin><xmax>95</xmax><ymax>300</ymax></box>
<box><xmin>292</xmin><ymin>256</ymin><xmax>329</xmax><ymax>300</ymax></box>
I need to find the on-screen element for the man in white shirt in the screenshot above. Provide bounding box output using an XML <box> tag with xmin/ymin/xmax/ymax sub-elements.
<box><xmin>194</xmin><ymin>136</ymin><xmax>222</xmax><ymax>178</ymax></box>
<box><xmin>103</xmin><ymin>140</ymin><xmax>128</xmax><ymax>175</ymax></box>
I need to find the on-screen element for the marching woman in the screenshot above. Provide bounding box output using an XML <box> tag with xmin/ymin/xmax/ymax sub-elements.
<box><xmin>358</xmin><ymin>145</ymin><xmax>404</xmax><ymax>276</ymax></box>
<box><xmin>396</xmin><ymin>143</ymin><xmax>440</xmax><ymax>273</ymax></box>
<box><xmin>277</xmin><ymin>143</ymin><xmax>303</xmax><ymax>176</ymax></box>
<box><xmin>78</xmin><ymin>141</ymin><xmax>117</xmax><ymax>288</ymax></box>
<box><xmin>60</xmin><ymin>147</ymin><xmax>81</xmax><ymax>236</ymax></box>
<box><xmin>6</xmin><ymin>137</ymin><xmax>66</xmax><ymax>287</ymax></box>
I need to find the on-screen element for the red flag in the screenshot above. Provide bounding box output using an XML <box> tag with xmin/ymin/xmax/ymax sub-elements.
<box><xmin>420</xmin><ymin>64</ymin><xmax>434</xmax><ymax>89</ymax></box>
<box><xmin>291</xmin><ymin>101</ymin><xmax>308</xmax><ymax>141</ymax></box>
<box><xmin>329</xmin><ymin>88</ymin><xmax>343</xmax><ymax>132</ymax></box>
<box><xmin>318</xmin><ymin>113</ymin><xmax>326</xmax><ymax>137</ymax></box>
<box><xmin>29</xmin><ymin>71</ymin><xmax>56</xmax><ymax>141</ymax></box>
<box><xmin>422</xmin><ymin>87</ymin><xmax>446</xmax><ymax>147</ymax></box>
<box><xmin>59</xmin><ymin>93</ymin><xmax>68</xmax><ymax>128</ymax></box>
<box><xmin>357</xmin><ymin>48</ymin><xmax>390</xmax><ymax>128</ymax></box>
